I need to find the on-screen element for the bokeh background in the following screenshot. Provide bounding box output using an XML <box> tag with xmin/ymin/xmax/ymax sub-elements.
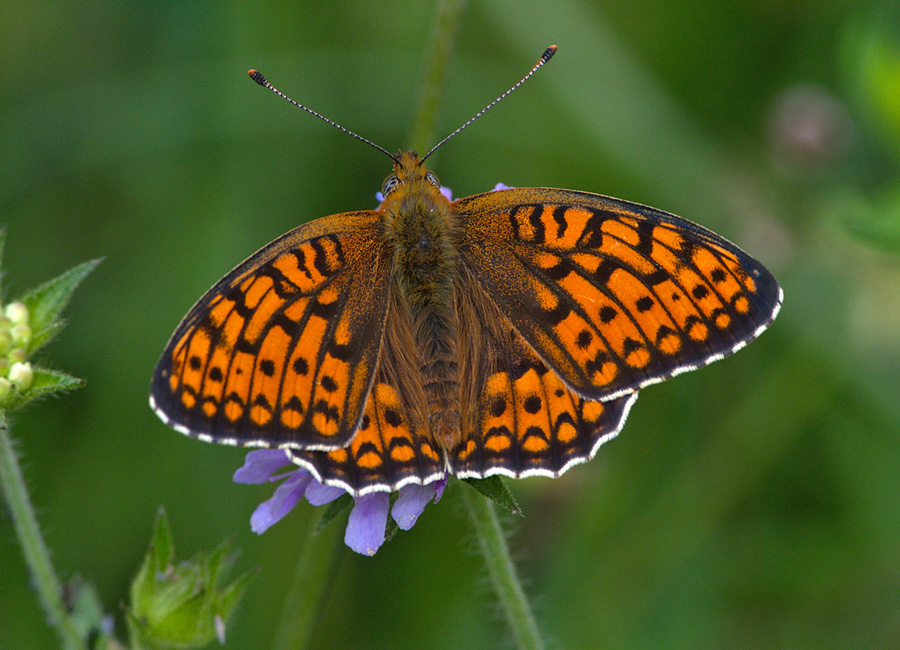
<box><xmin>3</xmin><ymin>0</ymin><xmax>900</xmax><ymax>648</ymax></box>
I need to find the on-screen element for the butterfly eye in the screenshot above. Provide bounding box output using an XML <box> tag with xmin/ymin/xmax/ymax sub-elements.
<box><xmin>382</xmin><ymin>174</ymin><xmax>401</xmax><ymax>197</ymax></box>
<box><xmin>425</xmin><ymin>171</ymin><xmax>441</xmax><ymax>188</ymax></box>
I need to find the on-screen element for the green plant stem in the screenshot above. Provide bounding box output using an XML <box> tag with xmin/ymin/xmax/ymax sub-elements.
<box><xmin>271</xmin><ymin>510</ymin><xmax>346</xmax><ymax>650</ymax></box>
<box><xmin>408</xmin><ymin>0</ymin><xmax>468</xmax><ymax>153</ymax></box>
<box><xmin>461</xmin><ymin>484</ymin><xmax>545</xmax><ymax>650</ymax></box>
<box><xmin>0</xmin><ymin>414</ymin><xmax>86</xmax><ymax>650</ymax></box>
<box><xmin>412</xmin><ymin>6</ymin><xmax>544</xmax><ymax>647</ymax></box>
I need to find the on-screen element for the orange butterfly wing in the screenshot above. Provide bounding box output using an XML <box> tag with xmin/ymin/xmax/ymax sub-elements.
<box><xmin>151</xmin><ymin>211</ymin><xmax>391</xmax><ymax>451</ymax></box>
<box><xmin>456</xmin><ymin>188</ymin><xmax>782</xmax><ymax>402</ymax></box>
<box><xmin>152</xmin><ymin>178</ymin><xmax>782</xmax><ymax>494</ymax></box>
<box><xmin>287</xmin><ymin>376</ymin><xmax>447</xmax><ymax>495</ymax></box>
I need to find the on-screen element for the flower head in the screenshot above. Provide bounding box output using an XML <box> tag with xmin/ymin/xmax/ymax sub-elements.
<box><xmin>234</xmin><ymin>449</ymin><xmax>446</xmax><ymax>556</ymax></box>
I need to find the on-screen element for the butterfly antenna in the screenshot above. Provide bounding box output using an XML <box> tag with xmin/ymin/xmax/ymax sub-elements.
<box><xmin>248</xmin><ymin>69</ymin><xmax>400</xmax><ymax>163</ymax></box>
<box><xmin>421</xmin><ymin>45</ymin><xmax>557</xmax><ymax>162</ymax></box>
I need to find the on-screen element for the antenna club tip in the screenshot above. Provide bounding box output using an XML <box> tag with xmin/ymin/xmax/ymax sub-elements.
<box><xmin>542</xmin><ymin>45</ymin><xmax>558</xmax><ymax>61</ymax></box>
<box><xmin>248</xmin><ymin>69</ymin><xmax>268</xmax><ymax>86</ymax></box>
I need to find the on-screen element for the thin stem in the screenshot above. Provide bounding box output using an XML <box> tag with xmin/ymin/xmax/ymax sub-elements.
<box><xmin>408</xmin><ymin>0</ymin><xmax>468</xmax><ymax>154</ymax></box>
<box><xmin>0</xmin><ymin>413</ymin><xmax>87</xmax><ymax>650</ymax></box>
<box><xmin>411</xmin><ymin>6</ymin><xmax>544</xmax><ymax>647</ymax></box>
<box><xmin>461</xmin><ymin>485</ymin><xmax>546</xmax><ymax>650</ymax></box>
<box><xmin>271</xmin><ymin>509</ymin><xmax>346</xmax><ymax>650</ymax></box>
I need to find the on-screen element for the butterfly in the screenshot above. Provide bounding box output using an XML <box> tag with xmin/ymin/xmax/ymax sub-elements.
<box><xmin>150</xmin><ymin>46</ymin><xmax>782</xmax><ymax>496</ymax></box>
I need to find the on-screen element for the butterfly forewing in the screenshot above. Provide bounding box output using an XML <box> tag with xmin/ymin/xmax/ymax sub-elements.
<box><xmin>151</xmin><ymin>211</ymin><xmax>391</xmax><ymax>450</ymax></box>
<box><xmin>456</xmin><ymin>188</ymin><xmax>782</xmax><ymax>401</ymax></box>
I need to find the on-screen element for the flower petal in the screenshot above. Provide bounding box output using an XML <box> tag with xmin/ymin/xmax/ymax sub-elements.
<box><xmin>440</xmin><ymin>186</ymin><xmax>453</xmax><ymax>201</ymax></box>
<box><xmin>233</xmin><ymin>449</ymin><xmax>292</xmax><ymax>484</ymax></box>
<box><xmin>249</xmin><ymin>471</ymin><xmax>311</xmax><ymax>533</ymax></box>
<box><xmin>391</xmin><ymin>483</ymin><xmax>434</xmax><ymax>530</ymax></box>
<box><xmin>305</xmin><ymin>481</ymin><xmax>346</xmax><ymax>505</ymax></box>
<box><xmin>344</xmin><ymin>492</ymin><xmax>390</xmax><ymax>556</ymax></box>
<box><xmin>491</xmin><ymin>182</ymin><xmax>512</xmax><ymax>191</ymax></box>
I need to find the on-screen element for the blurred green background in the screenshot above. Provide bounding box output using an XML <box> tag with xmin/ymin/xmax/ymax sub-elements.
<box><xmin>3</xmin><ymin>0</ymin><xmax>900</xmax><ymax>648</ymax></box>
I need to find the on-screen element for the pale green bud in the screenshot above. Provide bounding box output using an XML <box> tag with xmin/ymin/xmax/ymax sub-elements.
<box><xmin>9</xmin><ymin>362</ymin><xmax>33</xmax><ymax>391</ymax></box>
<box><xmin>10</xmin><ymin>324</ymin><xmax>31</xmax><ymax>348</ymax></box>
<box><xmin>4</xmin><ymin>302</ymin><xmax>29</xmax><ymax>326</ymax></box>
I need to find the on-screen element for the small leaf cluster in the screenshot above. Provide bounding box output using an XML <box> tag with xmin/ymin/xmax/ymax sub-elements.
<box><xmin>0</xmin><ymin>230</ymin><xmax>100</xmax><ymax>412</ymax></box>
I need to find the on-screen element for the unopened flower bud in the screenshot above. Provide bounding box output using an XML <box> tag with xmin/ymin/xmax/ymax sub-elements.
<box><xmin>5</xmin><ymin>302</ymin><xmax>29</xmax><ymax>326</ymax></box>
<box><xmin>10</xmin><ymin>324</ymin><xmax>31</xmax><ymax>348</ymax></box>
<box><xmin>9</xmin><ymin>362</ymin><xmax>33</xmax><ymax>391</ymax></box>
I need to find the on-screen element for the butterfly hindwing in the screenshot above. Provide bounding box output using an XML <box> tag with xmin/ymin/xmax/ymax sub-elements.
<box><xmin>457</xmin><ymin>188</ymin><xmax>782</xmax><ymax>401</ymax></box>
<box><xmin>451</xmin><ymin>332</ymin><xmax>639</xmax><ymax>480</ymax></box>
<box><xmin>287</xmin><ymin>279</ymin><xmax>451</xmax><ymax>493</ymax></box>
<box><xmin>287</xmin><ymin>376</ymin><xmax>447</xmax><ymax>494</ymax></box>
<box><xmin>450</xmin><ymin>266</ymin><xmax>638</xmax><ymax>480</ymax></box>
<box><xmin>151</xmin><ymin>211</ymin><xmax>391</xmax><ymax>450</ymax></box>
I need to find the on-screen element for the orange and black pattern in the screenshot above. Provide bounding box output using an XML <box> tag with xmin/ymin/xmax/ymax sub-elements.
<box><xmin>151</xmin><ymin>154</ymin><xmax>781</xmax><ymax>496</ymax></box>
<box><xmin>450</xmin><ymin>322</ymin><xmax>639</xmax><ymax>480</ymax></box>
<box><xmin>151</xmin><ymin>212</ymin><xmax>391</xmax><ymax>451</ymax></box>
<box><xmin>458</xmin><ymin>188</ymin><xmax>781</xmax><ymax>400</ymax></box>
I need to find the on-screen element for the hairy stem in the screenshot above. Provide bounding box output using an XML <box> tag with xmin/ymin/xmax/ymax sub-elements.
<box><xmin>461</xmin><ymin>484</ymin><xmax>546</xmax><ymax>650</ymax></box>
<box><xmin>408</xmin><ymin>0</ymin><xmax>468</xmax><ymax>153</ymax></box>
<box><xmin>0</xmin><ymin>414</ymin><xmax>86</xmax><ymax>650</ymax></box>
<box><xmin>271</xmin><ymin>511</ymin><xmax>346</xmax><ymax>650</ymax></box>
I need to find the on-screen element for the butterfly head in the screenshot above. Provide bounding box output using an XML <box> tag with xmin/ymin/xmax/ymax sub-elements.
<box><xmin>379</xmin><ymin>150</ymin><xmax>443</xmax><ymax>205</ymax></box>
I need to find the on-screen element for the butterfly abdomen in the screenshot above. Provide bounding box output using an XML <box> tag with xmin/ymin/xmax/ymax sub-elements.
<box><xmin>381</xmin><ymin>172</ymin><xmax>463</xmax><ymax>451</ymax></box>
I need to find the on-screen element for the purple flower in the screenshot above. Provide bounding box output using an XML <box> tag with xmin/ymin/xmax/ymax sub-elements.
<box><xmin>375</xmin><ymin>183</ymin><xmax>508</xmax><ymax>205</ymax></box>
<box><xmin>345</xmin><ymin>491</ymin><xmax>390</xmax><ymax>555</ymax></box>
<box><xmin>376</xmin><ymin>185</ymin><xmax>455</xmax><ymax>204</ymax></box>
<box><xmin>233</xmin><ymin>449</ymin><xmax>446</xmax><ymax>556</ymax></box>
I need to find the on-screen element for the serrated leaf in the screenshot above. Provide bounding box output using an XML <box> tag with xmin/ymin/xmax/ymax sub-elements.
<box><xmin>3</xmin><ymin>367</ymin><xmax>84</xmax><ymax>411</ymax></box>
<box><xmin>315</xmin><ymin>493</ymin><xmax>353</xmax><ymax>534</ymax></box>
<box><xmin>462</xmin><ymin>476</ymin><xmax>523</xmax><ymax>516</ymax></box>
<box><xmin>20</xmin><ymin>258</ymin><xmax>102</xmax><ymax>354</ymax></box>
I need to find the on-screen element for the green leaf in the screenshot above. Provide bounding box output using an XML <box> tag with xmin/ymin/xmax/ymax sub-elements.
<box><xmin>383</xmin><ymin>492</ymin><xmax>400</xmax><ymax>544</ymax></box>
<box><xmin>315</xmin><ymin>493</ymin><xmax>354</xmax><ymax>534</ymax></box>
<box><xmin>128</xmin><ymin>509</ymin><xmax>254</xmax><ymax>649</ymax></box>
<box><xmin>383</xmin><ymin>515</ymin><xmax>400</xmax><ymax>544</ymax></box>
<box><xmin>462</xmin><ymin>476</ymin><xmax>523</xmax><ymax>517</ymax></box>
<box><xmin>20</xmin><ymin>258</ymin><xmax>102</xmax><ymax>354</ymax></box>
<box><xmin>65</xmin><ymin>577</ymin><xmax>113</xmax><ymax>649</ymax></box>
<box><xmin>2</xmin><ymin>367</ymin><xmax>84</xmax><ymax>412</ymax></box>
<box><xmin>151</xmin><ymin>507</ymin><xmax>174</xmax><ymax>573</ymax></box>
